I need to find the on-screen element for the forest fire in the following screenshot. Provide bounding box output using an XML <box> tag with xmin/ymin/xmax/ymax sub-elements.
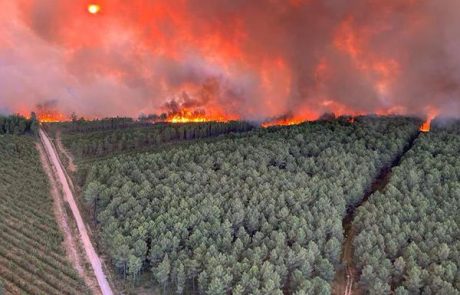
<box><xmin>162</xmin><ymin>107</ymin><xmax>308</xmax><ymax>127</ymax></box>
<box><xmin>259</xmin><ymin>110</ymin><xmax>322</xmax><ymax>127</ymax></box>
<box><xmin>19</xmin><ymin>110</ymin><xmax>67</xmax><ymax>123</ymax></box>
<box><xmin>419</xmin><ymin>109</ymin><xmax>438</xmax><ymax>133</ymax></box>
<box><xmin>419</xmin><ymin>120</ymin><xmax>431</xmax><ymax>133</ymax></box>
<box><xmin>3</xmin><ymin>1</ymin><xmax>460</xmax><ymax>126</ymax></box>
<box><xmin>167</xmin><ymin>114</ymin><xmax>209</xmax><ymax>123</ymax></box>
<box><xmin>261</xmin><ymin>118</ymin><xmax>305</xmax><ymax>128</ymax></box>
<box><xmin>166</xmin><ymin>109</ymin><xmax>227</xmax><ymax>123</ymax></box>
<box><xmin>33</xmin><ymin>102</ymin><xmax>68</xmax><ymax>123</ymax></box>
<box><xmin>37</xmin><ymin>112</ymin><xmax>67</xmax><ymax>123</ymax></box>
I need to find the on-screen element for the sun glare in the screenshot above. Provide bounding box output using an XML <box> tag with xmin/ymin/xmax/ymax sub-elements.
<box><xmin>88</xmin><ymin>4</ymin><xmax>101</xmax><ymax>14</ymax></box>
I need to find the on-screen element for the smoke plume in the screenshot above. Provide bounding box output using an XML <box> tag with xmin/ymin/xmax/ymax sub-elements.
<box><xmin>0</xmin><ymin>0</ymin><xmax>459</xmax><ymax>120</ymax></box>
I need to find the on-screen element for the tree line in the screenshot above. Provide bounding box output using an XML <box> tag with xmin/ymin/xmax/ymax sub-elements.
<box><xmin>59</xmin><ymin>121</ymin><xmax>255</xmax><ymax>159</ymax></box>
<box><xmin>48</xmin><ymin>116</ymin><xmax>139</xmax><ymax>133</ymax></box>
<box><xmin>83</xmin><ymin>116</ymin><xmax>420</xmax><ymax>294</ymax></box>
<box><xmin>0</xmin><ymin>114</ymin><xmax>38</xmax><ymax>135</ymax></box>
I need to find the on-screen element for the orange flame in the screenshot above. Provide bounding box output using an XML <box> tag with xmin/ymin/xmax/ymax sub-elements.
<box><xmin>37</xmin><ymin>111</ymin><xmax>67</xmax><ymax>123</ymax></box>
<box><xmin>419</xmin><ymin>120</ymin><xmax>431</xmax><ymax>132</ymax></box>
<box><xmin>261</xmin><ymin>117</ymin><xmax>305</xmax><ymax>128</ymax></box>
<box><xmin>18</xmin><ymin>104</ymin><xmax>69</xmax><ymax>123</ymax></box>
<box><xmin>166</xmin><ymin>109</ymin><xmax>228</xmax><ymax>123</ymax></box>
<box><xmin>419</xmin><ymin>108</ymin><xmax>438</xmax><ymax>132</ymax></box>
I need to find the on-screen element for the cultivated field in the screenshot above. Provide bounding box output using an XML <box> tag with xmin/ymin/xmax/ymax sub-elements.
<box><xmin>0</xmin><ymin>135</ymin><xmax>88</xmax><ymax>295</ymax></box>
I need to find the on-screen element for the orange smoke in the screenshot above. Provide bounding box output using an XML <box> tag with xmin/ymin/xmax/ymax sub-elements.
<box><xmin>5</xmin><ymin>1</ymin><xmax>458</xmax><ymax>122</ymax></box>
<box><xmin>334</xmin><ymin>17</ymin><xmax>400</xmax><ymax>98</ymax></box>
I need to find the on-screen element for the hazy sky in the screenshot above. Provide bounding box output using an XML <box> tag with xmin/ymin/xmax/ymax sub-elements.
<box><xmin>0</xmin><ymin>0</ymin><xmax>459</xmax><ymax>119</ymax></box>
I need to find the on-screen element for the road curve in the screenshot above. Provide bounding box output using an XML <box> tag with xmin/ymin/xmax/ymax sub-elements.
<box><xmin>40</xmin><ymin>128</ymin><xmax>114</xmax><ymax>295</ymax></box>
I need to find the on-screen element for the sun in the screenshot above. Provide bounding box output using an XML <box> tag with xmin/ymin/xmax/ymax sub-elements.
<box><xmin>88</xmin><ymin>4</ymin><xmax>101</xmax><ymax>14</ymax></box>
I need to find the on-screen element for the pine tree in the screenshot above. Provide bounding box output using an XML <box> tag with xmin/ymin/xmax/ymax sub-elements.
<box><xmin>176</xmin><ymin>262</ymin><xmax>186</xmax><ymax>294</ymax></box>
<box><xmin>154</xmin><ymin>254</ymin><xmax>171</xmax><ymax>292</ymax></box>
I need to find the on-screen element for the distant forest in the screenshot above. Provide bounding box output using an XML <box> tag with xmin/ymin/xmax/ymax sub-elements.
<box><xmin>82</xmin><ymin>116</ymin><xmax>421</xmax><ymax>294</ymax></box>
<box><xmin>49</xmin><ymin>117</ymin><xmax>141</xmax><ymax>133</ymax></box>
<box><xmin>0</xmin><ymin>114</ymin><xmax>38</xmax><ymax>135</ymax></box>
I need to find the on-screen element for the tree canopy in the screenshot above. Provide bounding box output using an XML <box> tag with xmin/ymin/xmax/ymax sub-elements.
<box><xmin>84</xmin><ymin>116</ymin><xmax>420</xmax><ymax>294</ymax></box>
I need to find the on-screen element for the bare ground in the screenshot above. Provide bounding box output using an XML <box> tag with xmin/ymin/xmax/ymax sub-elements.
<box><xmin>56</xmin><ymin>130</ymin><xmax>77</xmax><ymax>173</ymax></box>
<box><xmin>37</xmin><ymin>142</ymin><xmax>102</xmax><ymax>295</ymax></box>
<box><xmin>332</xmin><ymin>224</ymin><xmax>362</xmax><ymax>295</ymax></box>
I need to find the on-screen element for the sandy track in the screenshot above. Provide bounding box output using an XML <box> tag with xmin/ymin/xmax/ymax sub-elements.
<box><xmin>40</xmin><ymin>128</ymin><xmax>113</xmax><ymax>295</ymax></box>
<box><xmin>56</xmin><ymin>130</ymin><xmax>77</xmax><ymax>173</ymax></box>
<box><xmin>37</xmin><ymin>142</ymin><xmax>101</xmax><ymax>294</ymax></box>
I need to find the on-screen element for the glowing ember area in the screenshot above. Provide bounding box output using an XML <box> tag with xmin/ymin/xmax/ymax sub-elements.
<box><xmin>88</xmin><ymin>4</ymin><xmax>101</xmax><ymax>14</ymax></box>
<box><xmin>261</xmin><ymin>120</ymin><xmax>303</xmax><ymax>128</ymax></box>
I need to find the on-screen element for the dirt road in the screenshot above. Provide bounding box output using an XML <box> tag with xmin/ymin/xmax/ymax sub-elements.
<box><xmin>40</xmin><ymin>128</ymin><xmax>113</xmax><ymax>295</ymax></box>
